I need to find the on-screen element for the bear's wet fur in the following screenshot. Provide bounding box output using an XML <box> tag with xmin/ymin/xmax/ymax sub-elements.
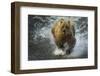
<box><xmin>52</xmin><ymin>18</ymin><xmax>76</xmax><ymax>55</ymax></box>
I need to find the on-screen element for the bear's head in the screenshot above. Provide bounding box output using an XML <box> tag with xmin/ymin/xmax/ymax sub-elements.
<box><xmin>51</xmin><ymin>18</ymin><xmax>75</xmax><ymax>49</ymax></box>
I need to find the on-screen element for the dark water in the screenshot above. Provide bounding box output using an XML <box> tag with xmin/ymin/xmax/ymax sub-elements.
<box><xmin>28</xmin><ymin>15</ymin><xmax>88</xmax><ymax>60</ymax></box>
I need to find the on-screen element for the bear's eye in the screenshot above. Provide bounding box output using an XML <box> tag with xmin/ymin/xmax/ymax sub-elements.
<box><xmin>62</xmin><ymin>29</ymin><xmax>66</xmax><ymax>33</ymax></box>
<box><xmin>62</xmin><ymin>29</ymin><xmax>65</xmax><ymax>33</ymax></box>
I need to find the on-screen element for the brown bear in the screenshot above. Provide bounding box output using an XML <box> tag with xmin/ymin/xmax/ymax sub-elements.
<box><xmin>51</xmin><ymin>18</ymin><xmax>76</xmax><ymax>55</ymax></box>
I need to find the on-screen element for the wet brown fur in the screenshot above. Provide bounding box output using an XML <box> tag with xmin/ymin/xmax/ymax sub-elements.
<box><xmin>52</xmin><ymin>18</ymin><xmax>76</xmax><ymax>54</ymax></box>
